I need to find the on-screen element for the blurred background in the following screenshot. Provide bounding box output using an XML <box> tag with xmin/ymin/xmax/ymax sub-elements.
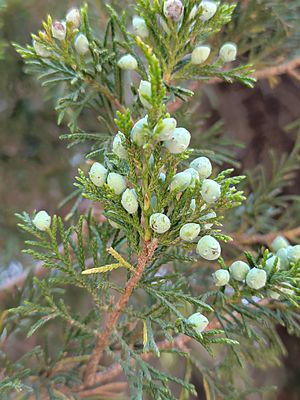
<box><xmin>0</xmin><ymin>0</ymin><xmax>300</xmax><ymax>398</ymax></box>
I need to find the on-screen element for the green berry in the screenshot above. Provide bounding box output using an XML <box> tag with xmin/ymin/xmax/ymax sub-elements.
<box><xmin>107</xmin><ymin>172</ymin><xmax>127</xmax><ymax>195</ymax></box>
<box><xmin>131</xmin><ymin>116</ymin><xmax>148</xmax><ymax>146</ymax></box>
<box><xmin>219</xmin><ymin>43</ymin><xmax>237</xmax><ymax>62</ymax></box>
<box><xmin>271</xmin><ymin>235</ymin><xmax>290</xmax><ymax>252</ymax></box>
<box><xmin>132</xmin><ymin>16</ymin><xmax>149</xmax><ymax>38</ymax></box>
<box><xmin>212</xmin><ymin>269</ymin><xmax>230</xmax><ymax>287</ymax></box>
<box><xmin>150</xmin><ymin>213</ymin><xmax>171</xmax><ymax>234</ymax></box>
<box><xmin>138</xmin><ymin>80</ymin><xmax>152</xmax><ymax>109</ymax></box>
<box><xmin>246</xmin><ymin>268</ymin><xmax>267</xmax><ymax>290</ymax></box>
<box><xmin>164</xmin><ymin>128</ymin><xmax>191</xmax><ymax>154</ymax></box>
<box><xmin>33</xmin><ymin>211</ymin><xmax>51</xmax><ymax>231</ymax></box>
<box><xmin>197</xmin><ymin>235</ymin><xmax>221</xmax><ymax>260</ymax></box>
<box><xmin>201</xmin><ymin>179</ymin><xmax>221</xmax><ymax>204</ymax></box>
<box><xmin>121</xmin><ymin>189</ymin><xmax>139</xmax><ymax>214</ymax></box>
<box><xmin>154</xmin><ymin>118</ymin><xmax>177</xmax><ymax>141</ymax></box>
<box><xmin>112</xmin><ymin>132</ymin><xmax>127</xmax><ymax>160</ymax></box>
<box><xmin>180</xmin><ymin>223</ymin><xmax>200</xmax><ymax>242</ymax></box>
<box><xmin>74</xmin><ymin>33</ymin><xmax>89</xmax><ymax>55</ymax></box>
<box><xmin>191</xmin><ymin>46</ymin><xmax>211</xmax><ymax>65</ymax></box>
<box><xmin>118</xmin><ymin>54</ymin><xmax>138</xmax><ymax>70</ymax></box>
<box><xmin>187</xmin><ymin>312</ymin><xmax>209</xmax><ymax>334</ymax></box>
<box><xmin>229</xmin><ymin>261</ymin><xmax>250</xmax><ymax>281</ymax></box>
<box><xmin>190</xmin><ymin>157</ymin><xmax>212</xmax><ymax>179</ymax></box>
<box><xmin>89</xmin><ymin>162</ymin><xmax>108</xmax><ymax>187</ymax></box>
<box><xmin>287</xmin><ymin>245</ymin><xmax>300</xmax><ymax>263</ymax></box>
<box><xmin>200</xmin><ymin>1</ymin><xmax>217</xmax><ymax>21</ymax></box>
<box><xmin>169</xmin><ymin>171</ymin><xmax>192</xmax><ymax>192</ymax></box>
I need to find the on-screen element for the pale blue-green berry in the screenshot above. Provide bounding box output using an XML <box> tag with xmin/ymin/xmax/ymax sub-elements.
<box><xmin>33</xmin><ymin>211</ymin><xmax>51</xmax><ymax>231</ymax></box>
<box><xmin>159</xmin><ymin>172</ymin><xmax>166</xmax><ymax>182</ymax></box>
<box><xmin>246</xmin><ymin>268</ymin><xmax>267</xmax><ymax>290</ymax></box>
<box><xmin>132</xmin><ymin>16</ymin><xmax>149</xmax><ymax>38</ymax></box>
<box><xmin>213</xmin><ymin>269</ymin><xmax>230</xmax><ymax>287</ymax></box>
<box><xmin>138</xmin><ymin>80</ymin><xmax>152</xmax><ymax>109</ymax></box>
<box><xmin>200</xmin><ymin>1</ymin><xmax>217</xmax><ymax>21</ymax></box>
<box><xmin>287</xmin><ymin>245</ymin><xmax>300</xmax><ymax>263</ymax></box>
<box><xmin>121</xmin><ymin>189</ymin><xmax>139</xmax><ymax>214</ymax></box>
<box><xmin>271</xmin><ymin>235</ymin><xmax>290</xmax><ymax>252</ymax></box>
<box><xmin>131</xmin><ymin>116</ymin><xmax>148</xmax><ymax>146</ymax></box>
<box><xmin>107</xmin><ymin>172</ymin><xmax>127</xmax><ymax>195</ymax></box>
<box><xmin>66</xmin><ymin>8</ymin><xmax>81</xmax><ymax>28</ymax></box>
<box><xmin>33</xmin><ymin>40</ymin><xmax>51</xmax><ymax>58</ymax></box>
<box><xmin>229</xmin><ymin>261</ymin><xmax>250</xmax><ymax>281</ymax></box>
<box><xmin>185</xmin><ymin>168</ymin><xmax>200</xmax><ymax>188</ymax></box>
<box><xmin>150</xmin><ymin>213</ymin><xmax>171</xmax><ymax>234</ymax></box>
<box><xmin>180</xmin><ymin>223</ymin><xmax>201</xmax><ymax>242</ymax></box>
<box><xmin>118</xmin><ymin>54</ymin><xmax>138</xmax><ymax>70</ymax></box>
<box><xmin>191</xmin><ymin>46</ymin><xmax>211</xmax><ymax>65</ymax></box>
<box><xmin>52</xmin><ymin>21</ymin><xmax>66</xmax><ymax>41</ymax></box>
<box><xmin>170</xmin><ymin>171</ymin><xmax>192</xmax><ymax>192</ymax></box>
<box><xmin>187</xmin><ymin>312</ymin><xmax>209</xmax><ymax>334</ymax></box>
<box><xmin>201</xmin><ymin>179</ymin><xmax>221</xmax><ymax>204</ymax></box>
<box><xmin>200</xmin><ymin>211</ymin><xmax>217</xmax><ymax>230</ymax></box>
<box><xmin>197</xmin><ymin>235</ymin><xmax>221</xmax><ymax>260</ymax></box>
<box><xmin>164</xmin><ymin>128</ymin><xmax>191</xmax><ymax>154</ymax></box>
<box><xmin>190</xmin><ymin>157</ymin><xmax>212</xmax><ymax>179</ymax></box>
<box><xmin>265</xmin><ymin>256</ymin><xmax>280</xmax><ymax>275</ymax></box>
<box><xmin>219</xmin><ymin>42</ymin><xmax>237</xmax><ymax>62</ymax></box>
<box><xmin>164</xmin><ymin>0</ymin><xmax>184</xmax><ymax>21</ymax></box>
<box><xmin>74</xmin><ymin>33</ymin><xmax>89</xmax><ymax>55</ymax></box>
<box><xmin>154</xmin><ymin>118</ymin><xmax>177</xmax><ymax>141</ymax></box>
<box><xmin>112</xmin><ymin>132</ymin><xmax>127</xmax><ymax>160</ymax></box>
<box><xmin>89</xmin><ymin>162</ymin><xmax>108</xmax><ymax>187</ymax></box>
<box><xmin>277</xmin><ymin>248</ymin><xmax>290</xmax><ymax>270</ymax></box>
<box><xmin>189</xmin><ymin>198</ymin><xmax>196</xmax><ymax>212</ymax></box>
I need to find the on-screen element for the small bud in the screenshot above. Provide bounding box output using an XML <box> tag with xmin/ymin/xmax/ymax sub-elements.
<box><xmin>74</xmin><ymin>33</ymin><xmax>90</xmax><ymax>55</ymax></box>
<box><xmin>271</xmin><ymin>235</ymin><xmax>290</xmax><ymax>252</ymax></box>
<box><xmin>52</xmin><ymin>21</ymin><xmax>66</xmax><ymax>41</ymax></box>
<box><xmin>131</xmin><ymin>116</ymin><xmax>148</xmax><ymax>146</ymax></box>
<box><xmin>197</xmin><ymin>235</ymin><xmax>221</xmax><ymax>260</ymax></box>
<box><xmin>287</xmin><ymin>245</ymin><xmax>300</xmax><ymax>263</ymax></box>
<box><xmin>187</xmin><ymin>312</ymin><xmax>209</xmax><ymax>334</ymax></box>
<box><xmin>169</xmin><ymin>171</ymin><xmax>192</xmax><ymax>192</ymax></box>
<box><xmin>190</xmin><ymin>157</ymin><xmax>212</xmax><ymax>179</ymax></box>
<box><xmin>229</xmin><ymin>261</ymin><xmax>250</xmax><ymax>281</ymax></box>
<box><xmin>246</xmin><ymin>268</ymin><xmax>267</xmax><ymax>290</ymax></box>
<box><xmin>276</xmin><ymin>248</ymin><xmax>290</xmax><ymax>270</ymax></box>
<box><xmin>121</xmin><ymin>189</ymin><xmax>139</xmax><ymax>214</ymax></box>
<box><xmin>164</xmin><ymin>127</ymin><xmax>191</xmax><ymax>154</ymax></box>
<box><xmin>154</xmin><ymin>118</ymin><xmax>177</xmax><ymax>141</ymax></box>
<box><xmin>189</xmin><ymin>198</ymin><xmax>196</xmax><ymax>212</ymax></box>
<box><xmin>33</xmin><ymin>40</ymin><xmax>51</xmax><ymax>58</ymax></box>
<box><xmin>265</xmin><ymin>256</ymin><xmax>280</xmax><ymax>275</ymax></box>
<box><xmin>189</xmin><ymin>5</ymin><xmax>198</xmax><ymax>21</ymax></box>
<box><xmin>150</xmin><ymin>213</ymin><xmax>171</xmax><ymax>234</ymax></box>
<box><xmin>112</xmin><ymin>132</ymin><xmax>128</xmax><ymax>160</ymax></box>
<box><xmin>219</xmin><ymin>42</ymin><xmax>237</xmax><ymax>63</ymax></box>
<box><xmin>89</xmin><ymin>162</ymin><xmax>108</xmax><ymax>187</ymax></box>
<box><xmin>66</xmin><ymin>8</ymin><xmax>81</xmax><ymax>28</ymax></box>
<box><xmin>213</xmin><ymin>269</ymin><xmax>230</xmax><ymax>287</ymax></box>
<box><xmin>191</xmin><ymin>45</ymin><xmax>211</xmax><ymax>65</ymax></box>
<box><xmin>159</xmin><ymin>172</ymin><xmax>166</xmax><ymax>182</ymax></box>
<box><xmin>180</xmin><ymin>223</ymin><xmax>201</xmax><ymax>242</ymax></box>
<box><xmin>200</xmin><ymin>211</ymin><xmax>217</xmax><ymax>230</ymax></box>
<box><xmin>118</xmin><ymin>54</ymin><xmax>138</xmax><ymax>70</ymax></box>
<box><xmin>33</xmin><ymin>210</ymin><xmax>51</xmax><ymax>231</ymax></box>
<box><xmin>164</xmin><ymin>0</ymin><xmax>184</xmax><ymax>22</ymax></box>
<box><xmin>107</xmin><ymin>173</ymin><xmax>127</xmax><ymax>195</ymax></box>
<box><xmin>201</xmin><ymin>179</ymin><xmax>221</xmax><ymax>204</ymax></box>
<box><xmin>200</xmin><ymin>1</ymin><xmax>217</xmax><ymax>21</ymax></box>
<box><xmin>138</xmin><ymin>80</ymin><xmax>152</xmax><ymax>109</ymax></box>
<box><xmin>133</xmin><ymin>16</ymin><xmax>149</xmax><ymax>38</ymax></box>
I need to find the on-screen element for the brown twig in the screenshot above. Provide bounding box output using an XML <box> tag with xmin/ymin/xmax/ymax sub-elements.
<box><xmin>83</xmin><ymin>239</ymin><xmax>158</xmax><ymax>387</ymax></box>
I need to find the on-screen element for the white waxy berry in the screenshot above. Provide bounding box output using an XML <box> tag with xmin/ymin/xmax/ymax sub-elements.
<box><xmin>200</xmin><ymin>211</ymin><xmax>217</xmax><ymax>230</ymax></box>
<box><xmin>191</xmin><ymin>45</ymin><xmax>211</xmax><ymax>65</ymax></box>
<box><xmin>33</xmin><ymin>211</ymin><xmax>51</xmax><ymax>231</ymax></box>
<box><xmin>287</xmin><ymin>245</ymin><xmax>300</xmax><ymax>263</ymax></box>
<box><xmin>229</xmin><ymin>261</ymin><xmax>250</xmax><ymax>281</ymax></box>
<box><xmin>185</xmin><ymin>168</ymin><xmax>200</xmax><ymax>188</ymax></box>
<box><xmin>74</xmin><ymin>33</ymin><xmax>89</xmax><ymax>55</ymax></box>
<box><xmin>89</xmin><ymin>162</ymin><xmax>108</xmax><ymax>187</ymax></box>
<box><xmin>112</xmin><ymin>132</ymin><xmax>128</xmax><ymax>160</ymax></box>
<box><xmin>150</xmin><ymin>213</ymin><xmax>171</xmax><ymax>234</ymax></box>
<box><xmin>187</xmin><ymin>312</ymin><xmax>209</xmax><ymax>334</ymax></box>
<box><xmin>164</xmin><ymin>127</ymin><xmax>191</xmax><ymax>154</ymax></box>
<box><xmin>277</xmin><ymin>248</ymin><xmax>290</xmax><ymax>270</ymax></box>
<box><xmin>138</xmin><ymin>80</ymin><xmax>152</xmax><ymax>109</ymax></box>
<box><xmin>33</xmin><ymin>40</ymin><xmax>51</xmax><ymax>58</ymax></box>
<box><xmin>107</xmin><ymin>172</ymin><xmax>127</xmax><ymax>195</ymax></box>
<box><xmin>180</xmin><ymin>223</ymin><xmax>200</xmax><ymax>242</ymax></box>
<box><xmin>201</xmin><ymin>179</ymin><xmax>221</xmax><ymax>204</ymax></box>
<box><xmin>219</xmin><ymin>42</ymin><xmax>237</xmax><ymax>62</ymax></box>
<box><xmin>131</xmin><ymin>116</ymin><xmax>148</xmax><ymax>146</ymax></box>
<box><xmin>118</xmin><ymin>54</ymin><xmax>138</xmax><ymax>70</ymax></box>
<box><xmin>154</xmin><ymin>118</ymin><xmax>177</xmax><ymax>141</ymax></box>
<box><xmin>265</xmin><ymin>256</ymin><xmax>280</xmax><ymax>275</ymax></box>
<box><xmin>200</xmin><ymin>1</ymin><xmax>217</xmax><ymax>21</ymax></box>
<box><xmin>133</xmin><ymin>16</ymin><xmax>149</xmax><ymax>38</ymax></box>
<box><xmin>163</xmin><ymin>0</ymin><xmax>184</xmax><ymax>22</ymax></box>
<box><xmin>169</xmin><ymin>171</ymin><xmax>192</xmax><ymax>192</ymax></box>
<box><xmin>66</xmin><ymin>8</ymin><xmax>81</xmax><ymax>28</ymax></box>
<box><xmin>271</xmin><ymin>235</ymin><xmax>290</xmax><ymax>253</ymax></box>
<box><xmin>212</xmin><ymin>269</ymin><xmax>230</xmax><ymax>287</ymax></box>
<box><xmin>52</xmin><ymin>21</ymin><xmax>66</xmax><ymax>41</ymax></box>
<box><xmin>190</xmin><ymin>157</ymin><xmax>212</xmax><ymax>179</ymax></box>
<box><xmin>121</xmin><ymin>189</ymin><xmax>139</xmax><ymax>214</ymax></box>
<box><xmin>197</xmin><ymin>235</ymin><xmax>221</xmax><ymax>260</ymax></box>
<box><xmin>246</xmin><ymin>268</ymin><xmax>267</xmax><ymax>290</ymax></box>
